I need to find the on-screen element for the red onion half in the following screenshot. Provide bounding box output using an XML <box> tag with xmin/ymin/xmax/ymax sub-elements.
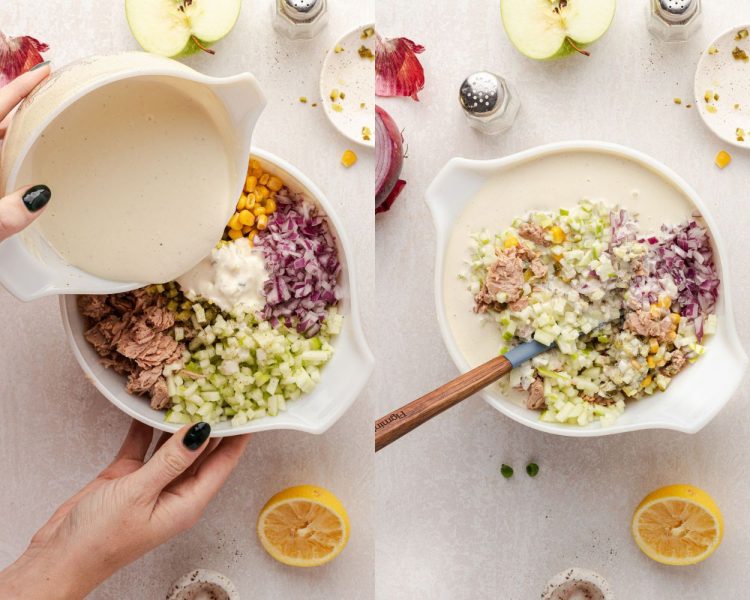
<box><xmin>375</xmin><ymin>105</ymin><xmax>406</xmax><ymax>214</ymax></box>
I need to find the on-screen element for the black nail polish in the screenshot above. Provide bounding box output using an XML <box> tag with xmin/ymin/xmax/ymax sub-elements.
<box><xmin>29</xmin><ymin>61</ymin><xmax>50</xmax><ymax>71</ymax></box>
<box><xmin>22</xmin><ymin>185</ymin><xmax>51</xmax><ymax>212</ymax></box>
<box><xmin>183</xmin><ymin>422</ymin><xmax>211</xmax><ymax>450</ymax></box>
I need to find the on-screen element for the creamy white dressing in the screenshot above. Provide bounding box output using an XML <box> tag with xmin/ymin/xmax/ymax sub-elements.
<box><xmin>177</xmin><ymin>239</ymin><xmax>268</xmax><ymax>313</ymax></box>
<box><xmin>22</xmin><ymin>76</ymin><xmax>238</xmax><ymax>283</ymax></box>
<box><xmin>443</xmin><ymin>150</ymin><xmax>696</xmax><ymax>390</ymax></box>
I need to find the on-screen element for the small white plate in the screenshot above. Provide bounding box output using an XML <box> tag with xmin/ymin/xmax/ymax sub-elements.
<box><xmin>319</xmin><ymin>24</ymin><xmax>375</xmax><ymax>149</ymax></box>
<box><xmin>694</xmin><ymin>24</ymin><xmax>750</xmax><ymax>149</ymax></box>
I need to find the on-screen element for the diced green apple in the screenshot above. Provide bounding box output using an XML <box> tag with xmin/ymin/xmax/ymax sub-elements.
<box><xmin>125</xmin><ymin>0</ymin><xmax>242</xmax><ymax>58</ymax></box>
<box><xmin>500</xmin><ymin>0</ymin><xmax>616</xmax><ymax>60</ymax></box>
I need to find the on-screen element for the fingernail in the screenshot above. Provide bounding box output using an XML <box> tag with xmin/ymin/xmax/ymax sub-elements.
<box><xmin>183</xmin><ymin>422</ymin><xmax>211</xmax><ymax>450</ymax></box>
<box><xmin>29</xmin><ymin>61</ymin><xmax>50</xmax><ymax>71</ymax></box>
<box><xmin>22</xmin><ymin>185</ymin><xmax>51</xmax><ymax>212</ymax></box>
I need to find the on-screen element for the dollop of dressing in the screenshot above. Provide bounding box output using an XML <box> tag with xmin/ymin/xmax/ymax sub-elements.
<box><xmin>177</xmin><ymin>239</ymin><xmax>268</xmax><ymax>313</ymax></box>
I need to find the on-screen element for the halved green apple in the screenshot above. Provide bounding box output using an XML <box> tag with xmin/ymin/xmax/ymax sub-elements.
<box><xmin>500</xmin><ymin>0</ymin><xmax>616</xmax><ymax>60</ymax></box>
<box><xmin>125</xmin><ymin>0</ymin><xmax>242</xmax><ymax>58</ymax></box>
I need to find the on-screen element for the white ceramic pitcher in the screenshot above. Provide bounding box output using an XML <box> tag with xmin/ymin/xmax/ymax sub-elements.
<box><xmin>0</xmin><ymin>52</ymin><xmax>265</xmax><ymax>300</ymax></box>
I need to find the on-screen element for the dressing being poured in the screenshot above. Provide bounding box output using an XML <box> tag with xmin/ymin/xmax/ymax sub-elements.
<box><xmin>21</xmin><ymin>76</ymin><xmax>238</xmax><ymax>283</ymax></box>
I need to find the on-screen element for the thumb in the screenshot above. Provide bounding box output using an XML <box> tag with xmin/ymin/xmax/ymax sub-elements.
<box><xmin>0</xmin><ymin>184</ymin><xmax>51</xmax><ymax>242</ymax></box>
<box><xmin>131</xmin><ymin>422</ymin><xmax>212</xmax><ymax>501</ymax></box>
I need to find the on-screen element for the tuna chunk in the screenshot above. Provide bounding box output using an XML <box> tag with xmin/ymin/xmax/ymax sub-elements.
<box><xmin>583</xmin><ymin>394</ymin><xmax>614</xmax><ymax>406</ymax></box>
<box><xmin>143</xmin><ymin>305</ymin><xmax>175</xmax><ymax>332</ymax></box>
<box><xmin>149</xmin><ymin>378</ymin><xmax>172</xmax><ymax>410</ymax></box>
<box><xmin>475</xmin><ymin>244</ymin><xmax>549</xmax><ymax>313</ymax></box>
<box><xmin>530</xmin><ymin>257</ymin><xmax>548</xmax><ymax>279</ymax></box>
<box><xmin>518</xmin><ymin>222</ymin><xmax>550</xmax><ymax>247</ymax></box>
<box><xmin>127</xmin><ymin>366</ymin><xmax>163</xmax><ymax>395</ymax></box>
<box><xmin>78</xmin><ymin>295</ymin><xmax>112</xmax><ymax>320</ymax></box>
<box><xmin>79</xmin><ymin>287</ymin><xmax>183</xmax><ymax>411</ymax></box>
<box><xmin>527</xmin><ymin>378</ymin><xmax>547</xmax><ymax>410</ymax></box>
<box><xmin>663</xmin><ymin>350</ymin><xmax>687</xmax><ymax>377</ymax></box>
<box><xmin>84</xmin><ymin>316</ymin><xmax>130</xmax><ymax>356</ymax></box>
<box><xmin>508</xmin><ymin>296</ymin><xmax>529</xmax><ymax>312</ymax></box>
<box><xmin>100</xmin><ymin>355</ymin><xmax>135</xmax><ymax>376</ymax></box>
<box><xmin>624</xmin><ymin>311</ymin><xmax>674</xmax><ymax>342</ymax></box>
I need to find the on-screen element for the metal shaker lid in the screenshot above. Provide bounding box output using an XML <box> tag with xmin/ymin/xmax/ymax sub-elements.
<box><xmin>656</xmin><ymin>0</ymin><xmax>698</xmax><ymax>23</ymax></box>
<box><xmin>459</xmin><ymin>72</ymin><xmax>505</xmax><ymax>117</ymax></box>
<box><xmin>282</xmin><ymin>0</ymin><xmax>323</xmax><ymax>20</ymax></box>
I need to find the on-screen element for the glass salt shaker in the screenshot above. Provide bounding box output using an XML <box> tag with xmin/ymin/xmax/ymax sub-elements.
<box><xmin>648</xmin><ymin>0</ymin><xmax>702</xmax><ymax>42</ymax></box>
<box><xmin>459</xmin><ymin>71</ymin><xmax>520</xmax><ymax>136</ymax></box>
<box><xmin>273</xmin><ymin>0</ymin><xmax>328</xmax><ymax>40</ymax></box>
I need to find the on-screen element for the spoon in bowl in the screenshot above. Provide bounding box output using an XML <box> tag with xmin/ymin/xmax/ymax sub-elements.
<box><xmin>374</xmin><ymin>315</ymin><xmax>621</xmax><ymax>451</ymax></box>
<box><xmin>374</xmin><ymin>339</ymin><xmax>551</xmax><ymax>452</ymax></box>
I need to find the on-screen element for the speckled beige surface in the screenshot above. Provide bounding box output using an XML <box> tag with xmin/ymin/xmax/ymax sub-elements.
<box><xmin>0</xmin><ymin>1</ymin><xmax>374</xmax><ymax>598</ymax></box>
<box><xmin>375</xmin><ymin>1</ymin><xmax>750</xmax><ymax>599</ymax></box>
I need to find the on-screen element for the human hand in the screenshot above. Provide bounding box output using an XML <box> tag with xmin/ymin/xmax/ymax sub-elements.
<box><xmin>0</xmin><ymin>420</ymin><xmax>251</xmax><ymax>600</ymax></box>
<box><xmin>0</xmin><ymin>62</ymin><xmax>52</xmax><ymax>243</ymax></box>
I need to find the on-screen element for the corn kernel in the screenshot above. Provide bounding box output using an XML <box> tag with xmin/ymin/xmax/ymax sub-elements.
<box><xmin>670</xmin><ymin>313</ymin><xmax>681</xmax><ymax>325</ymax></box>
<box><xmin>236</xmin><ymin>195</ymin><xmax>247</xmax><ymax>211</ymax></box>
<box><xmin>251</xmin><ymin>167</ymin><xmax>263</xmax><ymax>178</ymax></box>
<box><xmin>647</xmin><ymin>357</ymin><xmax>656</xmax><ymax>369</ymax></box>
<box><xmin>649</xmin><ymin>305</ymin><xmax>662</xmax><ymax>319</ymax></box>
<box><xmin>549</xmin><ymin>226</ymin><xmax>566</xmax><ymax>244</ymax></box>
<box><xmin>228</xmin><ymin>213</ymin><xmax>242</xmax><ymax>231</ymax></box>
<box><xmin>649</xmin><ymin>339</ymin><xmax>659</xmax><ymax>354</ymax></box>
<box><xmin>253</xmin><ymin>205</ymin><xmax>265</xmax><ymax>217</ymax></box>
<box><xmin>715</xmin><ymin>150</ymin><xmax>732</xmax><ymax>169</ymax></box>
<box><xmin>250</xmin><ymin>159</ymin><xmax>261</xmax><ymax>170</ymax></box>
<box><xmin>667</xmin><ymin>331</ymin><xmax>677</xmax><ymax>342</ymax></box>
<box><xmin>227</xmin><ymin>228</ymin><xmax>244</xmax><ymax>240</ymax></box>
<box><xmin>245</xmin><ymin>176</ymin><xmax>257</xmax><ymax>192</ymax></box>
<box><xmin>248</xmin><ymin>230</ymin><xmax>257</xmax><ymax>242</ymax></box>
<box><xmin>259</xmin><ymin>173</ymin><xmax>270</xmax><ymax>186</ymax></box>
<box><xmin>641</xmin><ymin>375</ymin><xmax>653</xmax><ymax>388</ymax></box>
<box><xmin>657</xmin><ymin>295</ymin><xmax>672</xmax><ymax>309</ymax></box>
<box><xmin>631</xmin><ymin>359</ymin><xmax>641</xmax><ymax>370</ymax></box>
<box><xmin>341</xmin><ymin>149</ymin><xmax>358</xmax><ymax>167</ymax></box>
<box><xmin>504</xmin><ymin>236</ymin><xmax>519</xmax><ymax>249</ymax></box>
<box><xmin>238</xmin><ymin>210</ymin><xmax>255</xmax><ymax>227</ymax></box>
<box><xmin>242</xmin><ymin>225</ymin><xmax>253</xmax><ymax>235</ymax></box>
<box><xmin>267</xmin><ymin>176</ymin><xmax>283</xmax><ymax>192</ymax></box>
<box><xmin>256</xmin><ymin>214</ymin><xmax>268</xmax><ymax>230</ymax></box>
<box><xmin>256</xmin><ymin>185</ymin><xmax>270</xmax><ymax>200</ymax></box>
<box><xmin>245</xmin><ymin>193</ymin><xmax>257</xmax><ymax>208</ymax></box>
<box><xmin>264</xmin><ymin>199</ymin><xmax>277</xmax><ymax>214</ymax></box>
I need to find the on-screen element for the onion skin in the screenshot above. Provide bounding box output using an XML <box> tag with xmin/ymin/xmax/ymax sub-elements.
<box><xmin>375</xmin><ymin>105</ymin><xmax>406</xmax><ymax>213</ymax></box>
<box><xmin>375</xmin><ymin>35</ymin><xmax>426</xmax><ymax>101</ymax></box>
<box><xmin>0</xmin><ymin>32</ymin><xmax>49</xmax><ymax>88</ymax></box>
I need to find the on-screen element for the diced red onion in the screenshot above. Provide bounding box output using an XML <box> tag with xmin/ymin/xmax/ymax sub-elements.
<box><xmin>255</xmin><ymin>189</ymin><xmax>341</xmax><ymax>337</ymax></box>
<box><xmin>632</xmin><ymin>219</ymin><xmax>719</xmax><ymax>340</ymax></box>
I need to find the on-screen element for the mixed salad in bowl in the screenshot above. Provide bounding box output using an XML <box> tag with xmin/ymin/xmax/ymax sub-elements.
<box><xmin>466</xmin><ymin>200</ymin><xmax>719</xmax><ymax>427</ymax></box>
<box><xmin>78</xmin><ymin>158</ymin><xmax>343</xmax><ymax>428</ymax></box>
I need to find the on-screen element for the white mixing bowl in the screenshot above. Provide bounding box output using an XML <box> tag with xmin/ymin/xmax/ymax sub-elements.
<box><xmin>61</xmin><ymin>148</ymin><xmax>373</xmax><ymax>436</ymax></box>
<box><xmin>427</xmin><ymin>141</ymin><xmax>747</xmax><ymax>437</ymax></box>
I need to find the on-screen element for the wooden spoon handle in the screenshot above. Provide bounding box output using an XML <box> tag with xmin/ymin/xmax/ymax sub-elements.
<box><xmin>374</xmin><ymin>355</ymin><xmax>513</xmax><ymax>452</ymax></box>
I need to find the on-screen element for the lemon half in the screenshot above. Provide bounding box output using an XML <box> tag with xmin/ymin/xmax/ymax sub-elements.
<box><xmin>631</xmin><ymin>484</ymin><xmax>723</xmax><ymax>566</ymax></box>
<box><xmin>257</xmin><ymin>485</ymin><xmax>350</xmax><ymax>567</ymax></box>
